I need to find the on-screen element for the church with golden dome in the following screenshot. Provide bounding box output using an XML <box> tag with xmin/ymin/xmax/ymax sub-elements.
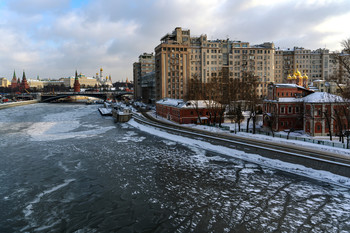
<box><xmin>96</xmin><ymin>67</ymin><xmax>113</xmax><ymax>89</ymax></box>
<box><xmin>287</xmin><ymin>70</ymin><xmax>308</xmax><ymax>88</ymax></box>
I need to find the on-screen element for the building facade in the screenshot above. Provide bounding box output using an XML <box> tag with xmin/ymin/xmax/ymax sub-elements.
<box><xmin>155</xmin><ymin>28</ymin><xmax>190</xmax><ymax>100</ymax></box>
<box><xmin>274</xmin><ymin>47</ymin><xmax>336</xmax><ymax>84</ymax></box>
<box><xmin>133</xmin><ymin>53</ymin><xmax>155</xmax><ymax>101</ymax></box>
<box><xmin>264</xmin><ymin>83</ymin><xmax>313</xmax><ymax>132</ymax></box>
<box><xmin>63</xmin><ymin>74</ymin><xmax>99</xmax><ymax>88</ymax></box>
<box><xmin>156</xmin><ymin>98</ymin><xmax>223</xmax><ymax>124</ymax></box>
<box><xmin>154</xmin><ymin>27</ymin><xmax>275</xmax><ymax>100</ymax></box>
<box><xmin>263</xmin><ymin>84</ymin><xmax>348</xmax><ymax>136</ymax></box>
<box><xmin>303</xmin><ymin>92</ymin><xmax>348</xmax><ymax>136</ymax></box>
<box><xmin>141</xmin><ymin>71</ymin><xmax>156</xmax><ymax>104</ymax></box>
<box><xmin>0</xmin><ymin>77</ymin><xmax>10</xmax><ymax>87</ymax></box>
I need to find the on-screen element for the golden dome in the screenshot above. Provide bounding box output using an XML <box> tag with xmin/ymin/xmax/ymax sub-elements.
<box><xmin>292</xmin><ymin>75</ymin><xmax>297</xmax><ymax>79</ymax></box>
<box><xmin>287</xmin><ymin>74</ymin><xmax>292</xmax><ymax>79</ymax></box>
<box><xmin>303</xmin><ymin>74</ymin><xmax>308</xmax><ymax>79</ymax></box>
<box><xmin>100</xmin><ymin>68</ymin><xmax>103</xmax><ymax>72</ymax></box>
<box><xmin>294</xmin><ymin>70</ymin><xmax>302</xmax><ymax>77</ymax></box>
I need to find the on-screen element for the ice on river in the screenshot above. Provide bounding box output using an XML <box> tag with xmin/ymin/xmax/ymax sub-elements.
<box><xmin>1</xmin><ymin>104</ymin><xmax>350</xmax><ymax>232</ymax></box>
<box><xmin>128</xmin><ymin>119</ymin><xmax>350</xmax><ymax>188</ymax></box>
<box><xmin>26</xmin><ymin>121</ymin><xmax>115</xmax><ymax>141</ymax></box>
<box><xmin>0</xmin><ymin>104</ymin><xmax>116</xmax><ymax>141</ymax></box>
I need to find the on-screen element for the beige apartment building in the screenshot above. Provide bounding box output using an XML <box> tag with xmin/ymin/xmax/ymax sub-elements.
<box><xmin>155</xmin><ymin>27</ymin><xmax>190</xmax><ymax>100</ymax></box>
<box><xmin>274</xmin><ymin>49</ymin><xmax>295</xmax><ymax>83</ymax></box>
<box><xmin>155</xmin><ymin>27</ymin><xmax>275</xmax><ymax>100</ymax></box>
<box><xmin>274</xmin><ymin>47</ymin><xmax>335</xmax><ymax>84</ymax></box>
<box><xmin>133</xmin><ymin>53</ymin><xmax>155</xmax><ymax>100</ymax></box>
<box><xmin>152</xmin><ymin>27</ymin><xmax>340</xmax><ymax>101</ymax></box>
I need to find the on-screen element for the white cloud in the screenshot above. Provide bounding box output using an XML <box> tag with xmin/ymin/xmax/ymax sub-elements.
<box><xmin>0</xmin><ymin>0</ymin><xmax>350</xmax><ymax>81</ymax></box>
<box><xmin>314</xmin><ymin>12</ymin><xmax>350</xmax><ymax>49</ymax></box>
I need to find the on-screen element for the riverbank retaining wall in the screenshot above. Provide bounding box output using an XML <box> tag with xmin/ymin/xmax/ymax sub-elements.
<box><xmin>0</xmin><ymin>100</ymin><xmax>39</xmax><ymax>110</ymax></box>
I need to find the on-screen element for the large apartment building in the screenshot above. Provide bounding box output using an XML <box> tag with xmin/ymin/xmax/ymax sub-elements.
<box><xmin>154</xmin><ymin>28</ymin><xmax>190</xmax><ymax>100</ymax></box>
<box><xmin>274</xmin><ymin>47</ymin><xmax>335</xmax><ymax>84</ymax></box>
<box><xmin>133</xmin><ymin>53</ymin><xmax>155</xmax><ymax>101</ymax></box>
<box><xmin>154</xmin><ymin>27</ymin><xmax>275</xmax><ymax>100</ymax></box>
<box><xmin>142</xmin><ymin>27</ymin><xmax>340</xmax><ymax>102</ymax></box>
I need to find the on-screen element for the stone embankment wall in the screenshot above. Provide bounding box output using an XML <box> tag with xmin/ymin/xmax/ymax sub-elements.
<box><xmin>0</xmin><ymin>100</ymin><xmax>39</xmax><ymax>110</ymax></box>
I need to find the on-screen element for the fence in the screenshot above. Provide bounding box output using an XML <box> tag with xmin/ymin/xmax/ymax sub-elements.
<box><xmin>211</xmin><ymin>124</ymin><xmax>347</xmax><ymax>149</ymax></box>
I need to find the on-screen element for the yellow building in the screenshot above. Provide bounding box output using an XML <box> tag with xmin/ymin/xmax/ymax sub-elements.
<box><xmin>0</xmin><ymin>77</ymin><xmax>10</xmax><ymax>87</ymax></box>
<box><xmin>27</xmin><ymin>79</ymin><xmax>44</xmax><ymax>88</ymax></box>
<box><xmin>63</xmin><ymin>74</ymin><xmax>99</xmax><ymax>88</ymax></box>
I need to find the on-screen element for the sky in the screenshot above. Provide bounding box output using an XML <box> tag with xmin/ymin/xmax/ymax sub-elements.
<box><xmin>0</xmin><ymin>0</ymin><xmax>350</xmax><ymax>82</ymax></box>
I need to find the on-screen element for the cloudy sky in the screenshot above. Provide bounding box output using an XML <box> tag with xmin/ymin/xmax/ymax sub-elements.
<box><xmin>0</xmin><ymin>0</ymin><xmax>349</xmax><ymax>82</ymax></box>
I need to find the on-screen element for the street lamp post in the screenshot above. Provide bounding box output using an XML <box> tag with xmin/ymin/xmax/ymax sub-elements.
<box><xmin>345</xmin><ymin>131</ymin><xmax>350</xmax><ymax>149</ymax></box>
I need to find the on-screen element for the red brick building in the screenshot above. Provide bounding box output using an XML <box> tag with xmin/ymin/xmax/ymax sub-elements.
<box><xmin>263</xmin><ymin>84</ymin><xmax>349</xmax><ymax>136</ymax></box>
<box><xmin>156</xmin><ymin>98</ymin><xmax>223</xmax><ymax>124</ymax></box>
<box><xmin>264</xmin><ymin>84</ymin><xmax>313</xmax><ymax>132</ymax></box>
<box><xmin>267</xmin><ymin>83</ymin><xmax>313</xmax><ymax>100</ymax></box>
<box><xmin>303</xmin><ymin>92</ymin><xmax>348</xmax><ymax>136</ymax></box>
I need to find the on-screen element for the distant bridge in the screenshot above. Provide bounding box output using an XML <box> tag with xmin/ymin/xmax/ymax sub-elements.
<box><xmin>41</xmin><ymin>91</ymin><xmax>133</xmax><ymax>102</ymax></box>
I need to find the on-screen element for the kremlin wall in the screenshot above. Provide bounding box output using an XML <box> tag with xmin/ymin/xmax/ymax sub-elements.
<box><xmin>0</xmin><ymin>68</ymin><xmax>115</xmax><ymax>90</ymax></box>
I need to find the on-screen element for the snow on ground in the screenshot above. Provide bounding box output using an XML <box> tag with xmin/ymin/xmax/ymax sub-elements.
<box><xmin>128</xmin><ymin>118</ymin><xmax>350</xmax><ymax>188</ymax></box>
<box><xmin>147</xmin><ymin>111</ymin><xmax>350</xmax><ymax>157</ymax></box>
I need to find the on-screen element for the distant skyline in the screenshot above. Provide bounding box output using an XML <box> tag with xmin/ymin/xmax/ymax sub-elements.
<box><xmin>0</xmin><ymin>0</ymin><xmax>349</xmax><ymax>81</ymax></box>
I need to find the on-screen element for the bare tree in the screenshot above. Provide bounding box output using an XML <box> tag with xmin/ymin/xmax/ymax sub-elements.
<box><xmin>202</xmin><ymin>76</ymin><xmax>221</xmax><ymax>126</ymax></box>
<box><xmin>239</xmin><ymin>71</ymin><xmax>260</xmax><ymax>134</ymax></box>
<box><xmin>185</xmin><ymin>74</ymin><xmax>206</xmax><ymax>124</ymax></box>
<box><xmin>327</xmin><ymin>39</ymin><xmax>350</xmax><ymax>142</ymax></box>
<box><xmin>231</xmin><ymin>102</ymin><xmax>244</xmax><ymax>132</ymax></box>
<box><xmin>323</xmin><ymin>109</ymin><xmax>334</xmax><ymax>141</ymax></box>
<box><xmin>264</xmin><ymin>112</ymin><xmax>276</xmax><ymax>137</ymax></box>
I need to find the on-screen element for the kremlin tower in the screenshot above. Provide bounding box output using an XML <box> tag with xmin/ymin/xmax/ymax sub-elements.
<box><xmin>73</xmin><ymin>70</ymin><xmax>81</xmax><ymax>92</ymax></box>
<box><xmin>20</xmin><ymin>70</ymin><xmax>30</xmax><ymax>91</ymax></box>
<box><xmin>11</xmin><ymin>70</ymin><xmax>17</xmax><ymax>89</ymax></box>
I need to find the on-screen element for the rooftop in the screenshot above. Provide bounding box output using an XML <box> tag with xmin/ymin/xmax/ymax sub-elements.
<box><xmin>303</xmin><ymin>92</ymin><xmax>345</xmax><ymax>103</ymax></box>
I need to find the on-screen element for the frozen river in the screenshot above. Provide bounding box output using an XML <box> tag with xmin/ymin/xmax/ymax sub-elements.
<box><xmin>0</xmin><ymin>103</ymin><xmax>349</xmax><ymax>232</ymax></box>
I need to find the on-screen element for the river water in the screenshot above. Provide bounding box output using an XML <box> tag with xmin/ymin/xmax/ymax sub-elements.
<box><xmin>0</xmin><ymin>103</ymin><xmax>349</xmax><ymax>232</ymax></box>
